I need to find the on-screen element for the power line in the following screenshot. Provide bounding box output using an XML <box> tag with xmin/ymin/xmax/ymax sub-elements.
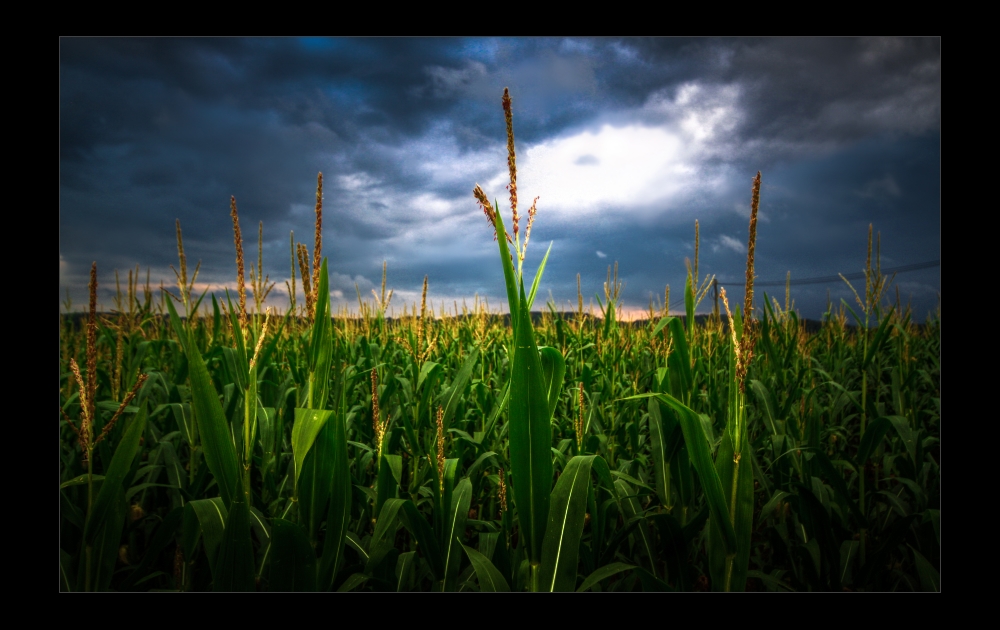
<box><xmin>717</xmin><ymin>259</ymin><xmax>940</xmax><ymax>287</ymax></box>
<box><xmin>664</xmin><ymin>259</ymin><xmax>939</xmax><ymax>312</ymax></box>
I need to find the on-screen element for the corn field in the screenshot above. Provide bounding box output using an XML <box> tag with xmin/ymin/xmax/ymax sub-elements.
<box><xmin>59</xmin><ymin>90</ymin><xmax>940</xmax><ymax>592</ymax></box>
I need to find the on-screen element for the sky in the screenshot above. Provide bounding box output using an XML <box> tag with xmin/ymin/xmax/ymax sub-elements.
<box><xmin>59</xmin><ymin>37</ymin><xmax>940</xmax><ymax>320</ymax></box>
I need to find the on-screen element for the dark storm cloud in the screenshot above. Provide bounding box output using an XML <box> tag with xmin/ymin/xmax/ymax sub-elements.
<box><xmin>59</xmin><ymin>37</ymin><xmax>939</xmax><ymax>319</ymax></box>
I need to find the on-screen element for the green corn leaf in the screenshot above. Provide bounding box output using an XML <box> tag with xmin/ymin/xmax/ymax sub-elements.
<box><xmin>442</xmin><ymin>478</ymin><xmax>472</xmax><ymax>591</ymax></box>
<box><xmin>615</xmin><ymin>479</ymin><xmax>658</xmax><ymax>579</ymax></box>
<box><xmin>540</xmin><ymin>455</ymin><xmax>596</xmax><ymax>591</ymax></box>
<box><xmin>211</xmin><ymin>293</ymin><xmax>221</xmax><ymax>343</ymax></box>
<box><xmin>214</xmin><ymin>497</ymin><xmax>255</xmax><ymax>591</ymax></box>
<box><xmin>245</xmin><ymin>361</ymin><xmax>259</xmax><ymax>458</ymax></box>
<box><xmin>182</xmin><ymin>498</ymin><xmax>227</xmax><ymax>575</ymax></box>
<box><xmin>308</xmin><ymin>259</ymin><xmax>333</xmax><ymax>409</ymax></box>
<box><xmin>85</xmin><ymin>407</ymin><xmax>148</xmax><ymax>544</ymax></box>
<box><xmin>526</xmin><ymin>241</ymin><xmax>553</xmax><ymax>311</ymax></box>
<box><xmin>749</xmin><ymin>380</ymin><xmax>780</xmax><ymax>437</ymax></box>
<box><xmin>169</xmin><ymin>403</ymin><xmax>195</xmax><ymax>447</ymax></box>
<box><xmin>812</xmin><ymin>450</ymin><xmax>867</xmax><ymax>527</ymax></box>
<box><xmin>344</xmin><ymin>531</ymin><xmax>369</xmax><ymax>562</ymax></box>
<box><xmin>396</xmin><ymin>551</ymin><xmax>417</xmax><ymax>592</ymax></box>
<box><xmin>462</xmin><ymin>543</ymin><xmax>510</xmax><ymax>591</ymax></box>
<box><xmin>855</xmin><ymin>416</ymin><xmax>890</xmax><ymax>464</ymax></box>
<box><xmin>375</xmin><ymin>454</ymin><xmax>401</xmax><ymax>516</ymax></box>
<box><xmin>508</xmin><ymin>280</ymin><xmax>553</xmax><ymax>565</ymax></box>
<box><xmin>439</xmin><ymin>348</ymin><xmax>480</xmax><ymax>429</ymax></box>
<box><xmin>398</xmin><ymin>500</ymin><xmax>444</xmax><ymax>579</ymax></box>
<box><xmin>337</xmin><ymin>573</ymin><xmax>369</xmax><ymax>592</ymax></box>
<box><xmin>863</xmin><ymin>309</ymin><xmax>895</xmax><ymax>369</ymax></box>
<box><xmin>887</xmin><ymin>415</ymin><xmax>918</xmax><ymax>463</ymax></box>
<box><xmin>318</xmin><ymin>401</ymin><xmax>352</xmax><ymax>591</ymax></box>
<box><xmin>591</xmin><ymin>453</ymin><xmax>615</xmax><ymax>495</ymax></box>
<box><xmin>267</xmin><ymin>519</ymin><xmax>317</xmax><ymax>592</ymax></box>
<box><xmin>367</xmin><ymin>498</ymin><xmax>405</xmax><ymax>575</ymax></box>
<box><xmin>840</xmin><ymin>298</ymin><xmax>864</xmax><ymax>328</ymax></box>
<box><xmin>665</xmin><ymin>318</ymin><xmax>692</xmax><ymax>399</ymax></box>
<box><xmin>577</xmin><ymin>562</ymin><xmax>637</xmax><ymax>592</ymax></box>
<box><xmin>482</xmin><ymin>380</ymin><xmax>510</xmax><ymax>442</ymax></box>
<box><xmin>437</xmin><ymin>458</ymin><xmax>459</xmax><ymax>543</ymax></box>
<box><xmin>652</xmin><ymin>315</ymin><xmax>673</xmax><ymax>337</ymax></box>
<box><xmin>647</xmin><ymin>399</ymin><xmax>671</xmax><ymax>508</ymax></box>
<box><xmin>492</xmin><ymin>203</ymin><xmax>520</xmax><ymax>325</ymax></box>
<box><xmin>759</xmin><ymin>490</ymin><xmax>791</xmax><ymax>525</ymax></box>
<box><xmin>466</xmin><ymin>451</ymin><xmax>498</xmax><ymax>481</ymax></box>
<box><xmin>418</xmin><ymin>361</ymin><xmax>442</xmax><ymax>392</ymax></box>
<box><xmin>61</xmin><ymin>474</ymin><xmax>104</xmax><ymax>489</ymax></box>
<box><xmin>291</xmin><ymin>408</ymin><xmax>332</xmax><ymax>493</ymax></box>
<box><xmin>610</xmin><ymin>470</ymin><xmax>655</xmax><ymax>493</ymax></box>
<box><xmin>628</xmin><ymin>392</ymin><xmax>737</xmax><ymax>555</ymax></box>
<box><xmin>538</xmin><ymin>346</ymin><xmax>566</xmax><ymax>422</ymax></box>
<box><xmin>709</xmin><ymin>429</ymin><xmax>754</xmax><ymax>591</ymax></box>
<box><xmin>166</xmin><ymin>296</ymin><xmax>240</xmax><ymax>508</ymax></box>
<box><xmin>298</xmin><ymin>417</ymin><xmax>337</xmax><ymax>544</ymax></box>
<box><xmin>88</xmin><ymin>487</ymin><xmax>127</xmax><ymax>591</ymax></box>
<box><xmin>190</xmin><ymin>284</ymin><xmax>211</xmax><ymax>319</ymax></box>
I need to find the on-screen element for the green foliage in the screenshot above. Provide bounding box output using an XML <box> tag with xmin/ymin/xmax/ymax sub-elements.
<box><xmin>59</xmin><ymin>252</ymin><xmax>940</xmax><ymax>592</ymax></box>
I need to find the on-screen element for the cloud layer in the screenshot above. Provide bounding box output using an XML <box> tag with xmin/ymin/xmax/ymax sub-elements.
<box><xmin>60</xmin><ymin>38</ymin><xmax>940</xmax><ymax>319</ymax></box>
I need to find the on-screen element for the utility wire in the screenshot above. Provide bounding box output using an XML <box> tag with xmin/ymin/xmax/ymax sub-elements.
<box><xmin>719</xmin><ymin>259</ymin><xmax>940</xmax><ymax>287</ymax></box>
<box><xmin>664</xmin><ymin>259</ymin><xmax>939</xmax><ymax>312</ymax></box>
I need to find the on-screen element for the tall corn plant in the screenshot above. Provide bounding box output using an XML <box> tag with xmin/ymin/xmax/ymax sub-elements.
<box><xmin>473</xmin><ymin>88</ymin><xmax>608</xmax><ymax>591</ymax></box>
<box><xmin>635</xmin><ymin>172</ymin><xmax>762</xmax><ymax>591</ymax></box>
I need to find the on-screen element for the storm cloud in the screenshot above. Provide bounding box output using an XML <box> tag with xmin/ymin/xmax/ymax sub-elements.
<box><xmin>59</xmin><ymin>37</ymin><xmax>940</xmax><ymax>319</ymax></box>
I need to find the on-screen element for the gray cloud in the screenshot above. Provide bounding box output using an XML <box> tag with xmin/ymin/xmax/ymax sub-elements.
<box><xmin>60</xmin><ymin>37</ymin><xmax>940</xmax><ymax>319</ymax></box>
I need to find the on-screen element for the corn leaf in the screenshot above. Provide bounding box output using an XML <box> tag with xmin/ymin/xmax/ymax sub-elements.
<box><xmin>367</xmin><ymin>498</ymin><xmax>405</xmax><ymax>575</ymax></box>
<box><xmin>439</xmin><ymin>348</ymin><xmax>479</xmax><ymax>429</ymax></box>
<box><xmin>540</xmin><ymin>454</ymin><xmax>597</xmax><ymax>591</ymax></box>
<box><xmin>166</xmin><ymin>296</ymin><xmax>240</xmax><ymax>508</ymax></box>
<box><xmin>577</xmin><ymin>562</ymin><xmax>637</xmax><ymax>592</ymax></box>
<box><xmin>630</xmin><ymin>392</ymin><xmax>737</xmax><ymax>555</ymax></box>
<box><xmin>508</xmin><ymin>280</ymin><xmax>553</xmax><ymax>565</ymax></box>
<box><xmin>85</xmin><ymin>408</ymin><xmax>148</xmax><ymax>544</ymax></box>
<box><xmin>291</xmin><ymin>408</ymin><xmax>332</xmax><ymax>494</ymax></box>
<box><xmin>538</xmin><ymin>346</ymin><xmax>566</xmax><ymax>422</ymax></box>
<box><xmin>398</xmin><ymin>500</ymin><xmax>444</xmax><ymax>579</ymax></box>
<box><xmin>88</xmin><ymin>487</ymin><xmax>127</xmax><ymax>591</ymax></box>
<box><xmin>615</xmin><ymin>479</ymin><xmax>658</xmax><ymax>579</ymax></box>
<box><xmin>318</xmin><ymin>395</ymin><xmax>352</xmax><ymax>590</ymax></box>
<box><xmin>462</xmin><ymin>543</ymin><xmax>510</xmax><ymax>591</ymax></box>
<box><xmin>214</xmin><ymin>497</ymin><xmax>255</xmax><ymax>591</ymax></box>
<box><xmin>526</xmin><ymin>242</ymin><xmax>553</xmax><ymax>311</ymax></box>
<box><xmin>442</xmin><ymin>477</ymin><xmax>472</xmax><ymax>591</ymax></box>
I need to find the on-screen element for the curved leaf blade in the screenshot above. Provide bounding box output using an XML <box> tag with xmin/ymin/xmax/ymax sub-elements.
<box><xmin>539</xmin><ymin>346</ymin><xmax>566</xmax><ymax>423</ymax></box>
<box><xmin>166</xmin><ymin>296</ymin><xmax>240</xmax><ymax>508</ymax></box>
<box><xmin>508</xmin><ymin>280</ymin><xmax>553</xmax><ymax>565</ymax></box>
<box><xmin>462</xmin><ymin>543</ymin><xmax>510</xmax><ymax>592</ymax></box>
<box><xmin>540</xmin><ymin>455</ymin><xmax>595</xmax><ymax>591</ymax></box>
<box><xmin>576</xmin><ymin>562</ymin><xmax>637</xmax><ymax>592</ymax></box>
<box><xmin>443</xmin><ymin>478</ymin><xmax>473</xmax><ymax>591</ymax></box>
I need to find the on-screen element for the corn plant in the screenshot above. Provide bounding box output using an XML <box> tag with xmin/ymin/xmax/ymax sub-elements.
<box><xmin>58</xmin><ymin>89</ymin><xmax>940</xmax><ymax>592</ymax></box>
